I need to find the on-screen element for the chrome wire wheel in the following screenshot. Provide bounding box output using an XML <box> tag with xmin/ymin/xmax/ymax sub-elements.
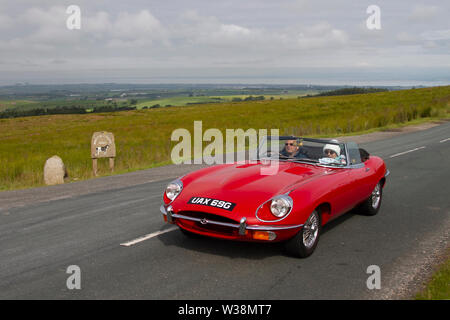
<box><xmin>302</xmin><ymin>211</ymin><xmax>319</xmax><ymax>249</ymax></box>
<box><xmin>359</xmin><ymin>180</ymin><xmax>383</xmax><ymax>216</ymax></box>
<box><xmin>371</xmin><ymin>183</ymin><xmax>381</xmax><ymax>209</ymax></box>
<box><xmin>285</xmin><ymin>209</ymin><xmax>321</xmax><ymax>258</ymax></box>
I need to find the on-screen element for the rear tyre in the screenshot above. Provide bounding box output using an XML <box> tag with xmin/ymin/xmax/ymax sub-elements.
<box><xmin>359</xmin><ymin>181</ymin><xmax>383</xmax><ymax>216</ymax></box>
<box><xmin>284</xmin><ymin>210</ymin><xmax>321</xmax><ymax>258</ymax></box>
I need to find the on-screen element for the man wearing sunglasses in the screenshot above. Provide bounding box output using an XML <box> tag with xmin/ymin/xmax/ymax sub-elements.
<box><xmin>280</xmin><ymin>139</ymin><xmax>309</xmax><ymax>159</ymax></box>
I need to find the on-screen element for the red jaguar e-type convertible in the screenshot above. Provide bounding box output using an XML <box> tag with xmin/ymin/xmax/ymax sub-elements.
<box><xmin>160</xmin><ymin>136</ymin><xmax>389</xmax><ymax>258</ymax></box>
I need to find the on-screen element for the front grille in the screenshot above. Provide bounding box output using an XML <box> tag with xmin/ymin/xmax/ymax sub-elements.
<box><xmin>194</xmin><ymin>222</ymin><xmax>238</xmax><ymax>235</ymax></box>
<box><xmin>177</xmin><ymin>211</ymin><xmax>238</xmax><ymax>224</ymax></box>
<box><xmin>176</xmin><ymin>211</ymin><xmax>240</xmax><ymax>236</ymax></box>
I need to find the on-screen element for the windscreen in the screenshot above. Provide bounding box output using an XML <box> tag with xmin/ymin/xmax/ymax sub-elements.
<box><xmin>258</xmin><ymin>137</ymin><xmax>347</xmax><ymax>166</ymax></box>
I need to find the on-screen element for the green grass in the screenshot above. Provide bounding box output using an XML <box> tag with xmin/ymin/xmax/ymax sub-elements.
<box><xmin>415</xmin><ymin>254</ymin><xmax>450</xmax><ymax>300</ymax></box>
<box><xmin>0</xmin><ymin>86</ymin><xmax>449</xmax><ymax>190</ymax></box>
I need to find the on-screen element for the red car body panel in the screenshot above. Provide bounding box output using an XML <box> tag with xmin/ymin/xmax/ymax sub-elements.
<box><xmin>162</xmin><ymin>156</ymin><xmax>387</xmax><ymax>242</ymax></box>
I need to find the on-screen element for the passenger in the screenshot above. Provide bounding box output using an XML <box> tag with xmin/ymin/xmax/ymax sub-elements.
<box><xmin>323</xmin><ymin>144</ymin><xmax>340</xmax><ymax>159</ymax></box>
<box><xmin>322</xmin><ymin>142</ymin><xmax>346</xmax><ymax>164</ymax></box>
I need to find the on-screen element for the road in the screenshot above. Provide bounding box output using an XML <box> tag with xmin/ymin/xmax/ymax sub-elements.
<box><xmin>0</xmin><ymin>122</ymin><xmax>449</xmax><ymax>299</ymax></box>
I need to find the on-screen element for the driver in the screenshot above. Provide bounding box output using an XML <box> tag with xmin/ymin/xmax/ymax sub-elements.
<box><xmin>280</xmin><ymin>139</ymin><xmax>309</xmax><ymax>158</ymax></box>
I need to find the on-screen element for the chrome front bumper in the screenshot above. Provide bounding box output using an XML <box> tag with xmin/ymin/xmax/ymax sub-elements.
<box><xmin>160</xmin><ymin>205</ymin><xmax>303</xmax><ymax>235</ymax></box>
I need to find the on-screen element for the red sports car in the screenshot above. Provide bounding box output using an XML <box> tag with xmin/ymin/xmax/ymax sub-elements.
<box><xmin>160</xmin><ymin>136</ymin><xmax>389</xmax><ymax>258</ymax></box>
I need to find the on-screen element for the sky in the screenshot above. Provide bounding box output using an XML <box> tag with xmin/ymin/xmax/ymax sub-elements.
<box><xmin>0</xmin><ymin>0</ymin><xmax>449</xmax><ymax>86</ymax></box>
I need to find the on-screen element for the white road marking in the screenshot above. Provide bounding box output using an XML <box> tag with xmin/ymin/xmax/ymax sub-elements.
<box><xmin>120</xmin><ymin>226</ymin><xmax>178</xmax><ymax>247</ymax></box>
<box><xmin>439</xmin><ymin>138</ymin><xmax>450</xmax><ymax>143</ymax></box>
<box><xmin>389</xmin><ymin>146</ymin><xmax>426</xmax><ymax>158</ymax></box>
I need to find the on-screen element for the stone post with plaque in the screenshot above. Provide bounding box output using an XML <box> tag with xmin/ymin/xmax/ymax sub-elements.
<box><xmin>91</xmin><ymin>131</ymin><xmax>116</xmax><ymax>176</ymax></box>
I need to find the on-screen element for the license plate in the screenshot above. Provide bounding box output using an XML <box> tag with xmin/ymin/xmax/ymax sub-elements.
<box><xmin>187</xmin><ymin>197</ymin><xmax>236</xmax><ymax>211</ymax></box>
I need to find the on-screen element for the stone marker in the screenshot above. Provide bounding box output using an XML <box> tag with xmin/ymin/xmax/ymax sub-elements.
<box><xmin>44</xmin><ymin>155</ymin><xmax>67</xmax><ymax>185</ymax></box>
<box><xmin>91</xmin><ymin>131</ymin><xmax>116</xmax><ymax>176</ymax></box>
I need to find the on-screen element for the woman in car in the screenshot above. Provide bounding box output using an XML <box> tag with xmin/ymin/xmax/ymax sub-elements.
<box><xmin>321</xmin><ymin>142</ymin><xmax>346</xmax><ymax>164</ymax></box>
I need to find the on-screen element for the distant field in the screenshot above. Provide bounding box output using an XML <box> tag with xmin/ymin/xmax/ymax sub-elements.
<box><xmin>135</xmin><ymin>90</ymin><xmax>318</xmax><ymax>109</ymax></box>
<box><xmin>0</xmin><ymin>86</ymin><xmax>449</xmax><ymax>190</ymax></box>
<box><xmin>1</xmin><ymin>99</ymin><xmax>113</xmax><ymax>112</ymax></box>
<box><xmin>136</xmin><ymin>96</ymin><xmax>221</xmax><ymax>108</ymax></box>
<box><xmin>0</xmin><ymin>100</ymin><xmax>38</xmax><ymax>112</ymax></box>
<box><xmin>0</xmin><ymin>90</ymin><xmax>319</xmax><ymax>116</ymax></box>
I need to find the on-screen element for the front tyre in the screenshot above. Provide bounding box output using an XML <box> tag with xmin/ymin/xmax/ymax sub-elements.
<box><xmin>284</xmin><ymin>210</ymin><xmax>321</xmax><ymax>258</ymax></box>
<box><xmin>360</xmin><ymin>181</ymin><xmax>383</xmax><ymax>216</ymax></box>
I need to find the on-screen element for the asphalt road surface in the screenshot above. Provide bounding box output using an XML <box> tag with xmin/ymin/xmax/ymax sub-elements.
<box><xmin>0</xmin><ymin>122</ymin><xmax>449</xmax><ymax>299</ymax></box>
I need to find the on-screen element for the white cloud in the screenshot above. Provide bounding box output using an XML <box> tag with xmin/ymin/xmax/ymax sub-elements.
<box><xmin>0</xmin><ymin>13</ymin><xmax>13</xmax><ymax>29</ymax></box>
<box><xmin>295</xmin><ymin>23</ymin><xmax>349</xmax><ymax>49</ymax></box>
<box><xmin>420</xmin><ymin>29</ymin><xmax>450</xmax><ymax>41</ymax></box>
<box><xmin>173</xmin><ymin>10</ymin><xmax>265</xmax><ymax>50</ymax></box>
<box><xmin>219</xmin><ymin>24</ymin><xmax>251</xmax><ymax>37</ymax></box>
<box><xmin>1</xmin><ymin>6</ymin><xmax>170</xmax><ymax>56</ymax></box>
<box><xmin>14</xmin><ymin>6</ymin><xmax>80</xmax><ymax>46</ymax></box>
<box><xmin>409</xmin><ymin>5</ymin><xmax>438</xmax><ymax>22</ymax></box>
<box><xmin>397</xmin><ymin>31</ymin><xmax>417</xmax><ymax>43</ymax></box>
<box><xmin>83</xmin><ymin>11</ymin><xmax>112</xmax><ymax>35</ymax></box>
<box><xmin>110</xmin><ymin>10</ymin><xmax>165</xmax><ymax>40</ymax></box>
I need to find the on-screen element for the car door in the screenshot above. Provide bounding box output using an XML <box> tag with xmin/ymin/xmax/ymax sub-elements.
<box><xmin>327</xmin><ymin>167</ymin><xmax>357</xmax><ymax>217</ymax></box>
<box><xmin>345</xmin><ymin>142</ymin><xmax>374</xmax><ymax>204</ymax></box>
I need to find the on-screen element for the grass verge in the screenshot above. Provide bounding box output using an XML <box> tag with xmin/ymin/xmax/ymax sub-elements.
<box><xmin>415</xmin><ymin>252</ymin><xmax>450</xmax><ymax>300</ymax></box>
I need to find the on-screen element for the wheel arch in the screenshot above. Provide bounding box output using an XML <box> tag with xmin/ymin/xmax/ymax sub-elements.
<box><xmin>380</xmin><ymin>177</ymin><xmax>386</xmax><ymax>188</ymax></box>
<box><xmin>315</xmin><ymin>202</ymin><xmax>331</xmax><ymax>225</ymax></box>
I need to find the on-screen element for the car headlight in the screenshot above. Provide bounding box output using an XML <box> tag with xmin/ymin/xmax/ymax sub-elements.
<box><xmin>165</xmin><ymin>180</ymin><xmax>183</xmax><ymax>201</ymax></box>
<box><xmin>270</xmin><ymin>195</ymin><xmax>293</xmax><ymax>218</ymax></box>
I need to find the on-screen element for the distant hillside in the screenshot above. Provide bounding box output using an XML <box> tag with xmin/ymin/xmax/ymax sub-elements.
<box><xmin>304</xmin><ymin>87</ymin><xmax>389</xmax><ymax>97</ymax></box>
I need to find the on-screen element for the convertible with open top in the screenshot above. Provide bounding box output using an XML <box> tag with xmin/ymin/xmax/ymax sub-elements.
<box><xmin>160</xmin><ymin>136</ymin><xmax>389</xmax><ymax>258</ymax></box>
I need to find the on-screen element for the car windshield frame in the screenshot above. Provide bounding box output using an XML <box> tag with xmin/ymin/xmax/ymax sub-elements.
<box><xmin>257</xmin><ymin>136</ymin><xmax>349</xmax><ymax>168</ymax></box>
